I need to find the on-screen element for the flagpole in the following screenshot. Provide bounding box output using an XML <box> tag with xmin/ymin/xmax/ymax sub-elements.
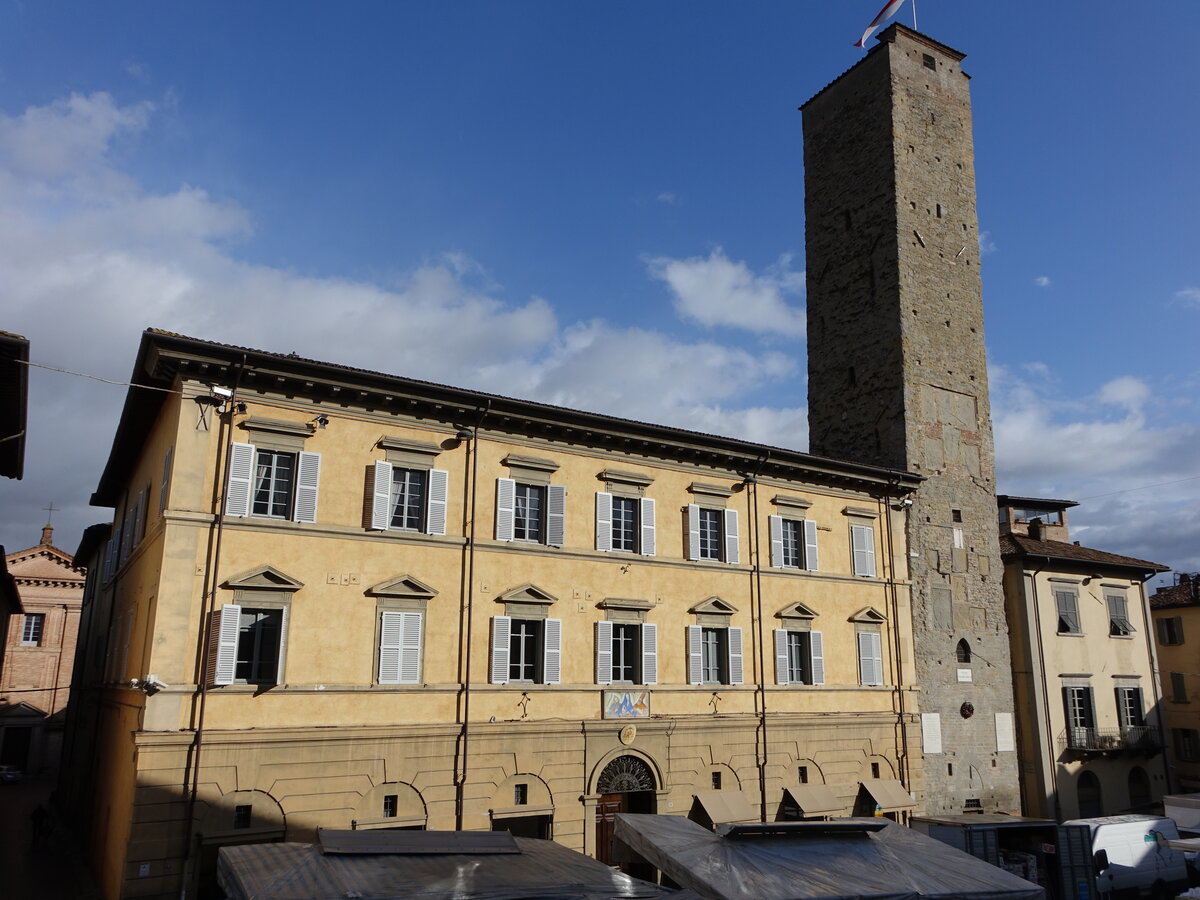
<box><xmin>912</xmin><ymin>0</ymin><xmax>918</xmax><ymax>30</ymax></box>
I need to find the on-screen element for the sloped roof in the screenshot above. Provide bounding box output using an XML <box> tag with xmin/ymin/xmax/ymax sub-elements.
<box><xmin>5</xmin><ymin>544</ymin><xmax>86</xmax><ymax>585</ymax></box>
<box><xmin>999</xmin><ymin>533</ymin><xmax>1167</xmax><ymax>575</ymax></box>
<box><xmin>1151</xmin><ymin>578</ymin><xmax>1200</xmax><ymax>610</ymax></box>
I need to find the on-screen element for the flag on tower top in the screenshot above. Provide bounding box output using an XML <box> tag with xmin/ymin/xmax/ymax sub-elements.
<box><xmin>855</xmin><ymin>0</ymin><xmax>907</xmax><ymax>48</ymax></box>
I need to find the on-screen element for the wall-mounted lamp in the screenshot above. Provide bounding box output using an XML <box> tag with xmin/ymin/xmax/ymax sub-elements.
<box><xmin>455</xmin><ymin>427</ymin><xmax>473</xmax><ymax>442</ymax></box>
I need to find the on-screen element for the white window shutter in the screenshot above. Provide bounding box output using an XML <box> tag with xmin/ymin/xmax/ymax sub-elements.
<box><xmin>774</xmin><ymin>629</ymin><xmax>789</xmax><ymax>685</ymax></box>
<box><xmin>543</xmin><ymin>618</ymin><xmax>562</xmax><ymax>684</ymax></box>
<box><xmin>769</xmin><ymin>516</ymin><xmax>785</xmax><ymax>568</ymax></box>
<box><xmin>370</xmin><ymin>461</ymin><xmax>393</xmax><ymax>530</ymax></box>
<box><xmin>225</xmin><ymin>442</ymin><xmax>255</xmax><ymax>518</ymax></box>
<box><xmin>687</xmin><ymin>504</ymin><xmax>701</xmax><ymax>560</ymax></box>
<box><xmin>132</xmin><ymin>489</ymin><xmax>145</xmax><ymax>546</ymax></box>
<box><xmin>724</xmin><ymin>509</ymin><xmax>740</xmax><ymax>565</ymax></box>
<box><xmin>426</xmin><ymin>469</ymin><xmax>449</xmax><ymax>535</ymax></box>
<box><xmin>208</xmin><ymin>604</ymin><xmax>241</xmax><ymax>686</ymax></box>
<box><xmin>274</xmin><ymin>605</ymin><xmax>289</xmax><ymax>685</ymax></box>
<box><xmin>804</xmin><ymin>519</ymin><xmax>820</xmax><ymax>571</ymax></box>
<box><xmin>490</xmin><ymin>616</ymin><xmax>511</xmax><ymax>684</ymax></box>
<box><xmin>595</xmin><ymin>621</ymin><xmax>613</xmax><ymax>684</ymax></box>
<box><xmin>871</xmin><ymin>632</ymin><xmax>883</xmax><ymax>685</ymax></box>
<box><xmin>810</xmin><ymin>631</ymin><xmax>825</xmax><ymax>685</ymax></box>
<box><xmin>595</xmin><ymin>492</ymin><xmax>613</xmax><ymax>552</ymax></box>
<box><xmin>640</xmin><ymin>498</ymin><xmax>656</xmax><ymax>557</ymax></box>
<box><xmin>294</xmin><ymin>451</ymin><xmax>321</xmax><ymax>523</ymax></box>
<box><xmin>120</xmin><ymin>506</ymin><xmax>134</xmax><ymax>562</ymax></box>
<box><xmin>687</xmin><ymin>625</ymin><xmax>703</xmax><ymax>685</ymax></box>
<box><xmin>641</xmin><ymin>623</ymin><xmax>658</xmax><ymax>685</ymax></box>
<box><xmin>495</xmin><ymin>479</ymin><xmax>515</xmax><ymax>542</ymax></box>
<box><xmin>728</xmin><ymin>627</ymin><xmax>744</xmax><ymax>685</ymax></box>
<box><xmin>159</xmin><ymin>446</ymin><xmax>173</xmax><ymax>515</ymax></box>
<box><xmin>859</xmin><ymin>632</ymin><xmax>883</xmax><ymax>686</ymax></box>
<box><xmin>378</xmin><ymin>611</ymin><xmax>403</xmax><ymax>684</ymax></box>
<box><xmin>399</xmin><ymin>612</ymin><xmax>423</xmax><ymax>684</ymax></box>
<box><xmin>546</xmin><ymin>485</ymin><xmax>567</xmax><ymax>547</ymax></box>
<box><xmin>852</xmin><ymin>525</ymin><xmax>876</xmax><ymax>577</ymax></box>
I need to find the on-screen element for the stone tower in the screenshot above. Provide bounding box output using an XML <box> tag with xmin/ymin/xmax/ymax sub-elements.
<box><xmin>802</xmin><ymin>25</ymin><xmax>1021</xmax><ymax>814</ymax></box>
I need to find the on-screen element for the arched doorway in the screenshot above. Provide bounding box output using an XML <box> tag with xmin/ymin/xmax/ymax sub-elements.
<box><xmin>595</xmin><ymin>755</ymin><xmax>657</xmax><ymax>866</ymax></box>
<box><xmin>1078</xmin><ymin>770</ymin><xmax>1103</xmax><ymax>817</ymax></box>
<box><xmin>1128</xmin><ymin>766</ymin><xmax>1151</xmax><ymax>810</ymax></box>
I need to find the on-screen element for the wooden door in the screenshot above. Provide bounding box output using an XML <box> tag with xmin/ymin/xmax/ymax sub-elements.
<box><xmin>595</xmin><ymin>793</ymin><xmax>625</xmax><ymax>865</ymax></box>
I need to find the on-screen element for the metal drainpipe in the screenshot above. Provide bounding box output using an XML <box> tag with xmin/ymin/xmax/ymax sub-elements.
<box><xmin>1025</xmin><ymin>560</ymin><xmax>1059</xmax><ymax>820</ymax></box>
<box><xmin>454</xmin><ymin>403</ymin><xmax>488</xmax><ymax>830</ymax></box>
<box><xmin>180</xmin><ymin>358</ymin><xmax>245</xmax><ymax>900</ymax></box>
<box><xmin>881</xmin><ymin>486</ymin><xmax>912</xmax><ymax>790</ymax></box>
<box><xmin>742</xmin><ymin>453</ymin><xmax>770</xmax><ymax>823</ymax></box>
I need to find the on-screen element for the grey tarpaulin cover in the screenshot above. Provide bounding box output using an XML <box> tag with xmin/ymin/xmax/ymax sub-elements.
<box><xmin>613</xmin><ymin>815</ymin><xmax>1046</xmax><ymax>900</ymax></box>
<box><xmin>217</xmin><ymin>831</ymin><xmax>696</xmax><ymax>900</ymax></box>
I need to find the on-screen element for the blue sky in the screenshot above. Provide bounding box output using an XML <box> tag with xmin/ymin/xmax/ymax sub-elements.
<box><xmin>1</xmin><ymin>1</ymin><xmax>1198</xmax><ymax>581</ymax></box>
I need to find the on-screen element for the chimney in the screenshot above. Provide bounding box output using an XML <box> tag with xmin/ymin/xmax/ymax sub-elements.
<box><xmin>40</xmin><ymin>523</ymin><xmax>53</xmax><ymax>546</ymax></box>
<box><xmin>1028</xmin><ymin>517</ymin><xmax>1045</xmax><ymax>542</ymax></box>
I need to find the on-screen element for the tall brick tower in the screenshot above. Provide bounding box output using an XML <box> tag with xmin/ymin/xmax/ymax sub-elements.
<box><xmin>802</xmin><ymin>25</ymin><xmax>1021</xmax><ymax>814</ymax></box>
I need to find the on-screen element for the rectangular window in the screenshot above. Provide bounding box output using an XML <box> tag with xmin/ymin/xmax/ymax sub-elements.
<box><xmin>1055</xmin><ymin>590</ymin><xmax>1081</xmax><ymax>634</ymax></box>
<box><xmin>595</xmin><ymin>621</ymin><xmax>657</xmax><ymax>686</ymax></box>
<box><xmin>686</xmin><ymin>625</ymin><xmax>743</xmax><ymax>685</ymax></box>
<box><xmin>497</xmin><ymin>479</ymin><xmax>566</xmax><ymax>547</ymax></box>
<box><xmin>711</xmin><ymin>772</ymin><xmax>722</xmax><ymax>790</ymax></box>
<box><xmin>383</xmin><ymin>795</ymin><xmax>398</xmax><ymax>818</ymax></box>
<box><xmin>1116</xmin><ymin>687</ymin><xmax>1145</xmax><ymax>729</ymax></box>
<box><xmin>1176</xmin><ymin>729</ymin><xmax>1200</xmax><ymax>762</ymax></box>
<box><xmin>1158</xmin><ymin>616</ymin><xmax>1185</xmax><ymax>646</ymax></box>
<box><xmin>771</xmin><ymin>516</ymin><xmax>819</xmax><ymax>570</ymax></box>
<box><xmin>857</xmin><ymin>631</ymin><xmax>884</xmax><ymax>686</ymax></box>
<box><xmin>234</xmin><ymin>805</ymin><xmax>252</xmax><ymax>829</ymax></box>
<box><xmin>1107</xmin><ymin>594</ymin><xmax>1134</xmax><ymax>636</ymax></box>
<box><xmin>21</xmin><ymin>613</ymin><xmax>45</xmax><ymax>646</ymax></box>
<box><xmin>774</xmin><ymin>629</ymin><xmax>825</xmax><ymax>686</ymax></box>
<box><xmin>698</xmin><ymin>508</ymin><xmax>722</xmax><ymax>560</ymax></box>
<box><xmin>378</xmin><ymin>611</ymin><xmax>423</xmax><ymax>685</ymax></box>
<box><xmin>490</xmin><ymin>616</ymin><xmax>561</xmax><ymax>685</ymax></box>
<box><xmin>611</xmin><ymin>497</ymin><xmax>638</xmax><ymax>553</ymax></box>
<box><xmin>226</xmin><ymin>442</ymin><xmax>320</xmax><ymax>523</ymax></box>
<box><xmin>798</xmin><ymin>766</ymin><xmax>808</xmax><ymax>784</ymax></box>
<box><xmin>1064</xmin><ymin>686</ymin><xmax>1096</xmax><ymax>747</ymax></box>
<box><xmin>514</xmin><ymin>783</ymin><xmax>528</xmax><ymax>805</ymax></box>
<box><xmin>1172</xmin><ymin>672</ymin><xmax>1189</xmax><ymax>703</ymax></box>
<box><xmin>851</xmin><ymin>525</ymin><xmax>877</xmax><ymax>577</ymax></box>
<box><xmin>253</xmin><ymin>450</ymin><xmax>295</xmax><ymax>518</ymax></box>
<box><xmin>236</xmin><ymin>607</ymin><xmax>284</xmax><ymax>685</ymax></box>
<box><xmin>389</xmin><ymin>468</ymin><xmax>427</xmax><ymax>530</ymax></box>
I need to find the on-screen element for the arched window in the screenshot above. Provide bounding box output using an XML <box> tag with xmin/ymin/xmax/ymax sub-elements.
<box><xmin>955</xmin><ymin>639</ymin><xmax>971</xmax><ymax>664</ymax></box>
<box><xmin>1128</xmin><ymin>767</ymin><xmax>1151</xmax><ymax>810</ymax></box>
<box><xmin>597</xmin><ymin>755</ymin><xmax>656</xmax><ymax>793</ymax></box>
<box><xmin>1078</xmin><ymin>770</ymin><xmax>1103</xmax><ymax>817</ymax></box>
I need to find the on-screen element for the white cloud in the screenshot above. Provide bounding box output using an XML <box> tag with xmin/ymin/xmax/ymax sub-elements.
<box><xmin>656</xmin><ymin>191</ymin><xmax>677</xmax><ymax>205</ymax></box>
<box><xmin>978</xmin><ymin>231</ymin><xmax>997</xmax><ymax>254</ymax></box>
<box><xmin>647</xmin><ymin>247</ymin><xmax>806</xmax><ymax>337</ymax></box>
<box><xmin>1175</xmin><ymin>287</ymin><xmax>1200</xmax><ymax>307</ymax></box>
<box><xmin>1033</xmin><ymin>275</ymin><xmax>1051</xmax><ymax>287</ymax></box>
<box><xmin>0</xmin><ymin>92</ymin><xmax>813</xmax><ymax>555</ymax></box>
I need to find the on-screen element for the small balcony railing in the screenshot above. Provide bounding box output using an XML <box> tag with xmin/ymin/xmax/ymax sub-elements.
<box><xmin>1059</xmin><ymin>726</ymin><xmax>1163</xmax><ymax>754</ymax></box>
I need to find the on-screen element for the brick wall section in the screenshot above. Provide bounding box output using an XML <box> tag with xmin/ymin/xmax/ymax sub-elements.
<box><xmin>802</xmin><ymin>26</ymin><xmax>1021</xmax><ymax>814</ymax></box>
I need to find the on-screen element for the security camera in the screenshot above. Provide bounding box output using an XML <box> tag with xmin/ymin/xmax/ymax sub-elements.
<box><xmin>211</xmin><ymin>386</ymin><xmax>233</xmax><ymax>399</ymax></box>
<box><xmin>140</xmin><ymin>676</ymin><xmax>168</xmax><ymax>695</ymax></box>
<box><xmin>890</xmin><ymin>498</ymin><xmax>914</xmax><ymax>511</ymax></box>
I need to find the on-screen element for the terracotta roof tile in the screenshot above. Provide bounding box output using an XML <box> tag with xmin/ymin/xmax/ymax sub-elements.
<box><xmin>999</xmin><ymin>532</ymin><xmax>1168</xmax><ymax>573</ymax></box>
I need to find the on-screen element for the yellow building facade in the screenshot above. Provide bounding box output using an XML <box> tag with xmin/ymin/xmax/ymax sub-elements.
<box><xmin>1150</xmin><ymin>574</ymin><xmax>1200</xmax><ymax>792</ymax></box>
<box><xmin>63</xmin><ymin>329</ymin><xmax>926</xmax><ymax>899</ymax></box>
<box><xmin>998</xmin><ymin>497</ymin><xmax>1170</xmax><ymax>820</ymax></box>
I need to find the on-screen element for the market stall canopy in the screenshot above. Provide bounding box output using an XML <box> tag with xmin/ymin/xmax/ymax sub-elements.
<box><xmin>691</xmin><ymin>791</ymin><xmax>759</xmax><ymax>826</ymax></box>
<box><xmin>782</xmin><ymin>784</ymin><xmax>843</xmax><ymax>817</ymax></box>
<box><xmin>613</xmin><ymin>814</ymin><xmax>1045</xmax><ymax>900</ymax></box>
<box><xmin>218</xmin><ymin>829</ymin><xmax>694</xmax><ymax>900</ymax></box>
<box><xmin>860</xmin><ymin>779</ymin><xmax>915</xmax><ymax>812</ymax></box>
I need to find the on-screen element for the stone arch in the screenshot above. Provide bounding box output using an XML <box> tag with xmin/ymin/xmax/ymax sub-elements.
<box><xmin>702</xmin><ymin>762</ymin><xmax>741</xmax><ymax>792</ymax></box>
<box><xmin>592</xmin><ymin>752</ymin><xmax>660</xmax><ymax>795</ymax></box>
<box><xmin>490</xmin><ymin>772</ymin><xmax>553</xmax><ymax>818</ymax></box>
<box><xmin>353</xmin><ymin>781</ymin><xmax>427</xmax><ymax>829</ymax></box>
<box><xmin>590</xmin><ymin>748</ymin><xmax>667</xmax><ymax>796</ymax></box>
<box><xmin>863</xmin><ymin>755</ymin><xmax>896</xmax><ymax>781</ymax></box>
<box><xmin>199</xmin><ymin>789</ymin><xmax>285</xmax><ymax>838</ymax></box>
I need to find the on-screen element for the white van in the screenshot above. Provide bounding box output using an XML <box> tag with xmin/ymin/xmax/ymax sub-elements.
<box><xmin>1064</xmin><ymin>815</ymin><xmax>1189</xmax><ymax>900</ymax></box>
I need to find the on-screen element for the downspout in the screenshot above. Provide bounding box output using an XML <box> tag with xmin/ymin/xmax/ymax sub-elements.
<box><xmin>454</xmin><ymin>403</ymin><xmax>489</xmax><ymax>830</ymax></box>
<box><xmin>1025</xmin><ymin>560</ymin><xmax>1059</xmax><ymax>820</ymax></box>
<box><xmin>180</xmin><ymin>358</ymin><xmax>245</xmax><ymax>900</ymax></box>
<box><xmin>882</xmin><ymin>484</ymin><xmax>912</xmax><ymax>790</ymax></box>
<box><xmin>744</xmin><ymin>453</ymin><xmax>770</xmax><ymax>823</ymax></box>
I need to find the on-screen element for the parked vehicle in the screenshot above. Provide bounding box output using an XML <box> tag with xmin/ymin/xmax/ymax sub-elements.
<box><xmin>0</xmin><ymin>764</ymin><xmax>23</xmax><ymax>783</ymax></box>
<box><xmin>1064</xmin><ymin>815</ymin><xmax>1189</xmax><ymax>900</ymax></box>
<box><xmin>913</xmin><ymin>813</ymin><xmax>1095</xmax><ymax>900</ymax></box>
